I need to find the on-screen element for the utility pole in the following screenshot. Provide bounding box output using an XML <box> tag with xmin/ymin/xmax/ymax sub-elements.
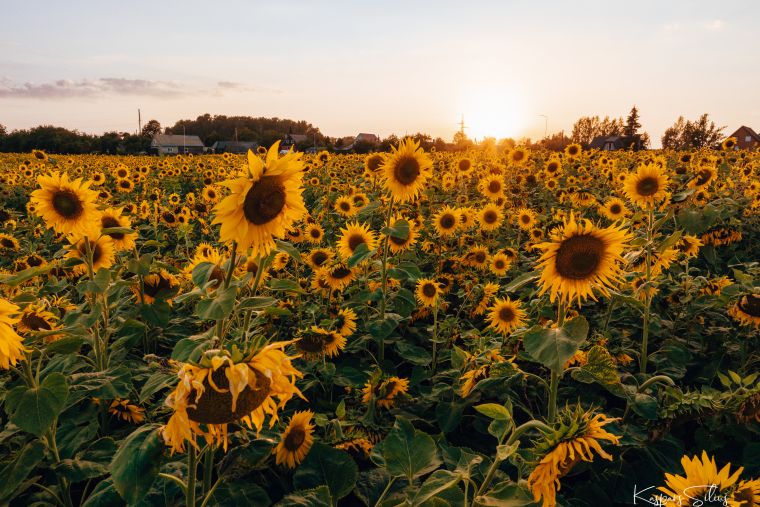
<box><xmin>183</xmin><ymin>125</ymin><xmax>186</xmax><ymax>154</ymax></box>
<box><xmin>138</xmin><ymin>108</ymin><xmax>142</xmax><ymax>135</ymax></box>
<box><xmin>458</xmin><ymin>114</ymin><xmax>467</xmax><ymax>135</ymax></box>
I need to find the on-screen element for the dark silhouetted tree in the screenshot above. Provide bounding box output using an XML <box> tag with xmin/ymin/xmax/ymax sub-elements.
<box><xmin>141</xmin><ymin>119</ymin><xmax>162</xmax><ymax>137</ymax></box>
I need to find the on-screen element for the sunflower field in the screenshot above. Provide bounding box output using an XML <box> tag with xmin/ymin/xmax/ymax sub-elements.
<box><xmin>0</xmin><ymin>140</ymin><xmax>758</xmax><ymax>507</ymax></box>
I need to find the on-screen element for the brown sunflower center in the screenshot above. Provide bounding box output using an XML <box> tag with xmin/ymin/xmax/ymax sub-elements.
<box><xmin>474</xmin><ymin>252</ymin><xmax>486</xmax><ymax>263</ymax></box>
<box><xmin>331</xmin><ymin>266</ymin><xmax>351</xmax><ymax>279</ymax></box>
<box><xmin>459</xmin><ymin>159</ymin><xmax>471</xmax><ymax>171</ymax></box>
<box><xmin>393</xmin><ymin>156</ymin><xmax>420</xmax><ymax>185</ymax></box>
<box><xmin>144</xmin><ymin>274</ymin><xmax>173</xmax><ymax>297</ymax></box>
<box><xmin>494</xmin><ymin>260</ymin><xmax>505</xmax><ymax>269</ymax></box>
<box><xmin>0</xmin><ymin>237</ymin><xmax>15</xmax><ymax>248</ymax></box>
<box><xmin>635</xmin><ymin>176</ymin><xmax>660</xmax><ymax>196</ymax></box>
<box><xmin>243</xmin><ymin>176</ymin><xmax>286</xmax><ymax>225</ymax></box>
<box><xmin>26</xmin><ymin>255</ymin><xmax>44</xmax><ymax>267</ymax></box>
<box><xmin>284</xmin><ymin>427</ymin><xmax>306</xmax><ymax>451</ymax></box>
<box><xmin>52</xmin><ymin>189</ymin><xmax>84</xmax><ymax>220</ymax></box>
<box><xmin>422</xmin><ymin>283</ymin><xmax>437</xmax><ymax>298</ymax></box>
<box><xmin>609</xmin><ymin>204</ymin><xmax>622</xmax><ymax>214</ymax></box>
<box><xmin>440</xmin><ymin>214</ymin><xmax>456</xmax><ymax>229</ymax></box>
<box><xmin>390</xmin><ymin>234</ymin><xmax>408</xmax><ymax>246</ymax></box>
<box><xmin>498</xmin><ymin>306</ymin><xmax>515</xmax><ymax>322</ymax></box>
<box><xmin>310</xmin><ymin>228</ymin><xmax>321</xmax><ymax>239</ymax></box>
<box><xmin>695</xmin><ymin>169</ymin><xmax>712</xmax><ymax>185</ymax></box>
<box><xmin>488</xmin><ymin>181</ymin><xmax>501</xmax><ymax>193</ymax></box>
<box><xmin>555</xmin><ymin>234</ymin><xmax>604</xmax><ymax>280</ymax></box>
<box><xmin>739</xmin><ymin>295</ymin><xmax>760</xmax><ymax>317</ymax></box>
<box><xmin>484</xmin><ymin>210</ymin><xmax>498</xmax><ymax>224</ymax></box>
<box><xmin>347</xmin><ymin>233</ymin><xmax>366</xmax><ymax>252</ymax></box>
<box><xmin>311</xmin><ymin>252</ymin><xmax>328</xmax><ymax>266</ymax></box>
<box><xmin>22</xmin><ymin>313</ymin><xmax>52</xmax><ymax>331</ymax></box>
<box><xmin>520</xmin><ymin>214</ymin><xmax>531</xmax><ymax>224</ymax></box>
<box><xmin>298</xmin><ymin>332</ymin><xmax>327</xmax><ymax>353</ymax></box>
<box><xmin>367</xmin><ymin>155</ymin><xmax>383</xmax><ymax>172</ymax></box>
<box><xmin>101</xmin><ymin>216</ymin><xmax>125</xmax><ymax>240</ymax></box>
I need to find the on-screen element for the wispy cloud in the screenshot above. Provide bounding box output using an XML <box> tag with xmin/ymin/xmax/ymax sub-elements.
<box><xmin>662</xmin><ymin>19</ymin><xmax>727</xmax><ymax>33</ymax></box>
<box><xmin>0</xmin><ymin>77</ymin><xmax>277</xmax><ymax>99</ymax></box>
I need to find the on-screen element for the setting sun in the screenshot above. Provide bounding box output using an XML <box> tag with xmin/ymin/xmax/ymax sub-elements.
<box><xmin>458</xmin><ymin>84</ymin><xmax>530</xmax><ymax>140</ymax></box>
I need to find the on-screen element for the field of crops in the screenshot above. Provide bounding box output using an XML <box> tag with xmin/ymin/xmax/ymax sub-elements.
<box><xmin>0</xmin><ymin>141</ymin><xmax>758</xmax><ymax>506</ymax></box>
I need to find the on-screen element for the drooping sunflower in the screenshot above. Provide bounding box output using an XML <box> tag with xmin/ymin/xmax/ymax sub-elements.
<box><xmin>432</xmin><ymin>206</ymin><xmax>460</xmax><ymax>237</ymax></box>
<box><xmin>295</xmin><ymin>326</ymin><xmax>346</xmax><ymax>359</ymax></box>
<box><xmin>0</xmin><ymin>299</ymin><xmax>28</xmax><ymax>370</ymax></box>
<box><xmin>16</xmin><ymin>304</ymin><xmax>60</xmax><ymax>340</ymax></box>
<box><xmin>162</xmin><ymin>343</ymin><xmax>303</xmax><ymax>454</ymax></box>
<box><xmin>379</xmin><ymin>138</ymin><xmax>433</xmax><ymax>202</ymax></box>
<box><xmin>658</xmin><ymin>452</ymin><xmax>749</xmax><ymax>507</ymax></box>
<box><xmin>66</xmin><ymin>236</ymin><xmax>116</xmax><ymax>276</ymax></box>
<box><xmin>31</xmin><ymin>171</ymin><xmax>101</xmax><ymax>237</ymax></box>
<box><xmin>415</xmin><ymin>278</ymin><xmax>441</xmax><ymax>308</ymax></box>
<box><xmin>535</xmin><ymin>214</ymin><xmax>630</xmax><ymax>305</ymax></box>
<box><xmin>623</xmin><ymin>163</ymin><xmax>670</xmax><ymax>209</ymax></box>
<box><xmin>212</xmin><ymin>143</ymin><xmax>307</xmax><ymax>259</ymax></box>
<box><xmin>337</xmin><ymin>222</ymin><xmax>377</xmax><ymax>261</ymax></box>
<box><xmin>334</xmin><ymin>308</ymin><xmax>357</xmax><ymax>337</ymax></box>
<box><xmin>136</xmin><ymin>269</ymin><xmax>180</xmax><ymax>305</ymax></box>
<box><xmin>729</xmin><ymin>294</ymin><xmax>760</xmax><ymax>329</ymax></box>
<box><xmin>486</xmin><ymin>297</ymin><xmax>526</xmax><ymax>335</ymax></box>
<box><xmin>527</xmin><ymin>407</ymin><xmax>620</xmax><ymax>507</ymax></box>
<box><xmin>100</xmin><ymin>208</ymin><xmax>137</xmax><ymax>251</ymax></box>
<box><xmin>364</xmin><ymin>153</ymin><xmax>385</xmax><ymax>175</ymax></box>
<box><xmin>109</xmin><ymin>399</ymin><xmax>146</xmax><ymax>424</ymax></box>
<box><xmin>362</xmin><ymin>376</ymin><xmax>409</xmax><ymax>409</ymax></box>
<box><xmin>274</xmin><ymin>410</ymin><xmax>315</xmax><ymax>469</ymax></box>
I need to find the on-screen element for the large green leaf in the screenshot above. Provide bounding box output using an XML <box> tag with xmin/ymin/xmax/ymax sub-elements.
<box><xmin>523</xmin><ymin>317</ymin><xmax>589</xmax><ymax>372</ymax></box>
<box><xmin>195</xmin><ymin>286</ymin><xmax>237</xmax><ymax>320</ymax></box>
<box><xmin>411</xmin><ymin>470</ymin><xmax>463</xmax><ymax>506</ymax></box>
<box><xmin>0</xmin><ymin>440</ymin><xmax>46</xmax><ymax>502</ymax></box>
<box><xmin>276</xmin><ymin>485</ymin><xmax>332</xmax><ymax>507</ymax></box>
<box><xmin>571</xmin><ymin>345</ymin><xmax>621</xmax><ymax>388</ymax></box>
<box><xmin>110</xmin><ymin>424</ymin><xmax>163</xmax><ymax>505</ymax></box>
<box><xmin>292</xmin><ymin>443</ymin><xmax>357</xmax><ymax>505</ymax></box>
<box><xmin>382</xmin><ymin>417</ymin><xmax>442</xmax><ymax>484</ymax></box>
<box><xmin>476</xmin><ymin>481</ymin><xmax>538</xmax><ymax>506</ymax></box>
<box><xmin>6</xmin><ymin>372</ymin><xmax>69</xmax><ymax>437</ymax></box>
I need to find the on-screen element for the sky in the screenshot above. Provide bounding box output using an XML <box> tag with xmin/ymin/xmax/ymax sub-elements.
<box><xmin>1</xmin><ymin>0</ymin><xmax>759</xmax><ymax>147</ymax></box>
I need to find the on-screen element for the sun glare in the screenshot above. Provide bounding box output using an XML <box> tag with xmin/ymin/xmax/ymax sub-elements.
<box><xmin>459</xmin><ymin>84</ymin><xmax>528</xmax><ymax>140</ymax></box>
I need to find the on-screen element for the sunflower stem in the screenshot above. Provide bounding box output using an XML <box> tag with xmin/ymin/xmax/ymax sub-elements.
<box><xmin>378</xmin><ymin>196</ymin><xmax>395</xmax><ymax>362</ymax></box>
<box><xmin>640</xmin><ymin>208</ymin><xmax>654</xmax><ymax>374</ymax></box>
<box><xmin>186</xmin><ymin>445</ymin><xmax>198</xmax><ymax>507</ymax></box>
<box><xmin>548</xmin><ymin>369</ymin><xmax>560</xmax><ymax>423</ymax></box>
<box><xmin>375</xmin><ymin>476</ymin><xmax>397</xmax><ymax>506</ymax></box>
<box><xmin>431</xmin><ymin>301</ymin><xmax>439</xmax><ymax>374</ymax></box>
<box><xmin>202</xmin><ymin>444</ymin><xmax>214</xmax><ymax>496</ymax></box>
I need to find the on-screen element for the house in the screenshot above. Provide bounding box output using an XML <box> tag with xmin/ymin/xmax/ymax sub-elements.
<box><xmin>280</xmin><ymin>133</ymin><xmax>310</xmax><ymax>153</ymax></box>
<box><xmin>589</xmin><ymin>134</ymin><xmax>644</xmax><ymax>151</ymax></box>
<box><xmin>334</xmin><ymin>133</ymin><xmax>381</xmax><ymax>152</ymax></box>
<box><xmin>211</xmin><ymin>141</ymin><xmax>258</xmax><ymax>154</ymax></box>
<box><xmin>151</xmin><ymin>134</ymin><xmax>206</xmax><ymax>155</ymax></box>
<box><xmin>354</xmin><ymin>133</ymin><xmax>380</xmax><ymax>145</ymax></box>
<box><xmin>727</xmin><ymin>126</ymin><xmax>760</xmax><ymax>150</ymax></box>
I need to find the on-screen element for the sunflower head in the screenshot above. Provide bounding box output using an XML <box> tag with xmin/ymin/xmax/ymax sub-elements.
<box><xmin>31</xmin><ymin>172</ymin><xmax>101</xmax><ymax>237</ymax></box>
<box><xmin>623</xmin><ymin>162</ymin><xmax>670</xmax><ymax>209</ymax></box>
<box><xmin>274</xmin><ymin>410</ymin><xmax>315</xmax><ymax>469</ymax></box>
<box><xmin>380</xmin><ymin>138</ymin><xmax>433</xmax><ymax>202</ymax></box>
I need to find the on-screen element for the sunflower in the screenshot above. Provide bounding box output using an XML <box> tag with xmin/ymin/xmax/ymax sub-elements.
<box><xmin>212</xmin><ymin>143</ymin><xmax>307</xmax><ymax>259</ymax></box>
<box><xmin>109</xmin><ymin>399</ymin><xmax>145</xmax><ymax>424</ymax></box>
<box><xmin>100</xmin><ymin>208</ymin><xmax>137</xmax><ymax>251</ymax></box>
<box><xmin>305</xmin><ymin>223</ymin><xmax>324</xmax><ymax>244</ymax></box>
<box><xmin>379</xmin><ymin>138</ymin><xmax>433</xmax><ymax>202</ymax></box>
<box><xmin>535</xmin><ymin>214</ymin><xmax>630</xmax><ymax>305</ymax></box>
<box><xmin>31</xmin><ymin>171</ymin><xmax>101</xmax><ymax>237</ymax></box>
<box><xmin>722</xmin><ymin>137</ymin><xmax>737</xmax><ymax>150</ymax></box>
<box><xmin>295</xmin><ymin>326</ymin><xmax>346</xmax><ymax>359</ymax></box>
<box><xmin>415</xmin><ymin>278</ymin><xmax>441</xmax><ymax>308</ymax></box>
<box><xmin>136</xmin><ymin>269</ymin><xmax>180</xmax><ymax>305</ymax></box>
<box><xmin>304</xmin><ymin>248</ymin><xmax>334</xmax><ymax>271</ymax></box>
<box><xmin>623</xmin><ymin>163</ymin><xmax>670</xmax><ymax>209</ymax></box>
<box><xmin>337</xmin><ymin>222</ymin><xmax>377</xmax><ymax>261</ymax></box>
<box><xmin>489</xmin><ymin>252</ymin><xmax>512</xmax><ymax>276</ymax></box>
<box><xmin>364</xmin><ymin>153</ymin><xmax>385</xmax><ymax>174</ymax></box>
<box><xmin>0</xmin><ymin>299</ymin><xmax>28</xmax><ymax>370</ymax></box>
<box><xmin>480</xmin><ymin>175</ymin><xmax>505</xmax><ymax>200</ymax></box>
<box><xmin>334</xmin><ymin>196</ymin><xmax>357</xmax><ymax>217</ymax></box>
<box><xmin>162</xmin><ymin>343</ymin><xmax>303</xmax><ymax>453</ymax></box>
<box><xmin>658</xmin><ymin>452</ymin><xmax>748</xmax><ymax>507</ymax></box>
<box><xmin>66</xmin><ymin>236</ymin><xmax>116</xmax><ymax>276</ymax></box>
<box><xmin>321</xmin><ymin>261</ymin><xmax>356</xmax><ymax>291</ymax></box>
<box><xmin>432</xmin><ymin>206</ymin><xmax>460</xmax><ymax>237</ymax></box>
<box><xmin>599</xmin><ymin>198</ymin><xmax>629</xmax><ymax>221</ymax></box>
<box><xmin>729</xmin><ymin>294</ymin><xmax>760</xmax><ymax>328</ymax></box>
<box><xmin>477</xmin><ymin>204</ymin><xmax>503</xmax><ymax>232</ymax></box>
<box><xmin>460</xmin><ymin>365</ymin><xmax>490</xmax><ymax>397</ymax></box>
<box><xmin>362</xmin><ymin>376</ymin><xmax>409</xmax><ymax>409</ymax></box>
<box><xmin>16</xmin><ymin>304</ymin><xmax>60</xmax><ymax>339</ymax></box>
<box><xmin>527</xmin><ymin>408</ymin><xmax>620</xmax><ymax>507</ymax></box>
<box><xmin>334</xmin><ymin>308</ymin><xmax>357</xmax><ymax>337</ymax></box>
<box><xmin>274</xmin><ymin>411</ymin><xmax>315</xmax><ymax>469</ymax></box>
<box><xmin>486</xmin><ymin>297</ymin><xmax>526</xmax><ymax>335</ymax></box>
<box><xmin>0</xmin><ymin>233</ymin><xmax>20</xmax><ymax>251</ymax></box>
<box><xmin>564</xmin><ymin>143</ymin><xmax>582</xmax><ymax>159</ymax></box>
<box><xmin>516</xmin><ymin>207</ymin><xmax>537</xmax><ymax>231</ymax></box>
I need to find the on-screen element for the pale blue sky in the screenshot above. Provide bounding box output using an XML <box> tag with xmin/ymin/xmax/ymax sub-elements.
<box><xmin>1</xmin><ymin>0</ymin><xmax>758</xmax><ymax>146</ymax></box>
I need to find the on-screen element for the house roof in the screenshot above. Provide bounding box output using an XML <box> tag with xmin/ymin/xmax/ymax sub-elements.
<box><xmin>152</xmin><ymin>134</ymin><xmax>205</xmax><ymax>147</ymax></box>
<box><xmin>355</xmin><ymin>133</ymin><xmax>379</xmax><ymax>142</ymax></box>
<box><xmin>589</xmin><ymin>135</ymin><xmax>622</xmax><ymax>149</ymax></box>
<box><xmin>729</xmin><ymin>126</ymin><xmax>760</xmax><ymax>141</ymax></box>
<box><xmin>212</xmin><ymin>141</ymin><xmax>258</xmax><ymax>149</ymax></box>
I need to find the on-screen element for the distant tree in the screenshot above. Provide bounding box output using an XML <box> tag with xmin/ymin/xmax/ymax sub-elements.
<box><xmin>141</xmin><ymin>119</ymin><xmax>162</xmax><ymax>138</ymax></box>
<box><xmin>432</xmin><ymin>137</ymin><xmax>448</xmax><ymax>151</ymax></box>
<box><xmin>533</xmin><ymin>131</ymin><xmax>572</xmax><ymax>151</ymax></box>
<box><xmin>452</xmin><ymin>131</ymin><xmax>474</xmax><ymax>151</ymax></box>
<box><xmin>624</xmin><ymin>106</ymin><xmax>642</xmax><ymax>137</ymax></box>
<box><xmin>661</xmin><ymin>114</ymin><xmax>724</xmax><ymax>149</ymax></box>
<box><xmin>379</xmin><ymin>134</ymin><xmax>400</xmax><ymax>151</ymax></box>
<box><xmin>571</xmin><ymin>116</ymin><xmax>623</xmax><ymax>146</ymax></box>
<box><xmin>0</xmin><ymin>123</ymin><xmax>6</xmax><ymax>137</ymax></box>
